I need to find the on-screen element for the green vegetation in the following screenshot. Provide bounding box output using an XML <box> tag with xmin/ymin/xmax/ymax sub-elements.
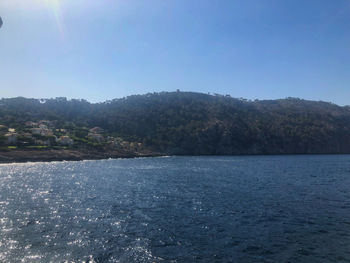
<box><xmin>7</xmin><ymin>146</ymin><xmax>17</xmax><ymax>150</ymax></box>
<box><xmin>25</xmin><ymin>146</ymin><xmax>50</xmax><ymax>149</ymax></box>
<box><xmin>1</xmin><ymin>92</ymin><xmax>350</xmax><ymax>155</ymax></box>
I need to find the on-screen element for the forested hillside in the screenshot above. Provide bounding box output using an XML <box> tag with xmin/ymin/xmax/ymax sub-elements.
<box><xmin>1</xmin><ymin>91</ymin><xmax>350</xmax><ymax>155</ymax></box>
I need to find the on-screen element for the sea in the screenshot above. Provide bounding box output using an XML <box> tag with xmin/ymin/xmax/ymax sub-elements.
<box><xmin>0</xmin><ymin>155</ymin><xmax>350</xmax><ymax>263</ymax></box>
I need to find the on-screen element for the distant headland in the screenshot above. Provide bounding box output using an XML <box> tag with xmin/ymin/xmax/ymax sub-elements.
<box><xmin>1</xmin><ymin>91</ymin><xmax>350</xmax><ymax>163</ymax></box>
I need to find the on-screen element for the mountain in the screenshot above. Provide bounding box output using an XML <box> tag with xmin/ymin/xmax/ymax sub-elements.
<box><xmin>1</xmin><ymin>91</ymin><xmax>350</xmax><ymax>156</ymax></box>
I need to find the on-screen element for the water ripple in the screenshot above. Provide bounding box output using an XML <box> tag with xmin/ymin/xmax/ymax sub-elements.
<box><xmin>0</xmin><ymin>155</ymin><xmax>350</xmax><ymax>262</ymax></box>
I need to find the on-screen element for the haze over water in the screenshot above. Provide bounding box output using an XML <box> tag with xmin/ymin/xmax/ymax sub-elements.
<box><xmin>0</xmin><ymin>155</ymin><xmax>350</xmax><ymax>262</ymax></box>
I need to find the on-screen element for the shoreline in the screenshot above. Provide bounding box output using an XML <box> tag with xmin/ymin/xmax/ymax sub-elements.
<box><xmin>1</xmin><ymin>149</ymin><xmax>350</xmax><ymax>164</ymax></box>
<box><xmin>0</xmin><ymin>148</ymin><xmax>165</xmax><ymax>164</ymax></box>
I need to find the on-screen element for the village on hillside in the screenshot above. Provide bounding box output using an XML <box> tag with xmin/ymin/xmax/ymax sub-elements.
<box><xmin>0</xmin><ymin>120</ymin><xmax>143</xmax><ymax>152</ymax></box>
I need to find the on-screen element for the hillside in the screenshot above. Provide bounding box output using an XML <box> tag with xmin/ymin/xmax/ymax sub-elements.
<box><xmin>1</xmin><ymin>91</ymin><xmax>350</xmax><ymax>159</ymax></box>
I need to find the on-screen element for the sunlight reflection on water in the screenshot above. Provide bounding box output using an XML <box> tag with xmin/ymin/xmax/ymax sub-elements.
<box><xmin>0</xmin><ymin>155</ymin><xmax>350</xmax><ymax>262</ymax></box>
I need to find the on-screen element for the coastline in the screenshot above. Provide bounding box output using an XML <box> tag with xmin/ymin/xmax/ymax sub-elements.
<box><xmin>0</xmin><ymin>148</ymin><xmax>165</xmax><ymax>164</ymax></box>
<box><xmin>2</xmin><ymin>148</ymin><xmax>350</xmax><ymax>164</ymax></box>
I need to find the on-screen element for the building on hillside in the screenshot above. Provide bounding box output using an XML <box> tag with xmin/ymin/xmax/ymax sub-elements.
<box><xmin>129</xmin><ymin>142</ymin><xmax>136</xmax><ymax>150</ymax></box>
<box><xmin>128</xmin><ymin>142</ymin><xmax>143</xmax><ymax>151</ymax></box>
<box><xmin>89</xmin><ymin>127</ymin><xmax>104</xmax><ymax>134</ymax></box>
<box><xmin>39</xmin><ymin>124</ymin><xmax>48</xmax><ymax>129</ymax></box>
<box><xmin>120</xmin><ymin>141</ymin><xmax>130</xmax><ymax>149</ymax></box>
<box><xmin>55</xmin><ymin>129</ymin><xmax>67</xmax><ymax>133</ymax></box>
<box><xmin>5</xmin><ymin>133</ymin><xmax>17</xmax><ymax>145</ymax></box>
<box><xmin>57</xmin><ymin>136</ymin><xmax>74</xmax><ymax>146</ymax></box>
<box><xmin>88</xmin><ymin>133</ymin><xmax>104</xmax><ymax>143</ymax></box>
<box><xmin>31</xmin><ymin>128</ymin><xmax>42</xmax><ymax>135</ymax></box>
<box><xmin>38</xmin><ymin>120</ymin><xmax>52</xmax><ymax>126</ymax></box>
<box><xmin>41</xmin><ymin>129</ymin><xmax>53</xmax><ymax>137</ymax></box>
<box><xmin>22</xmin><ymin>133</ymin><xmax>33</xmax><ymax>139</ymax></box>
<box><xmin>31</xmin><ymin>127</ymin><xmax>53</xmax><ymax>137</ymax></box>
<box><xmin>108</xmin><ymin>139</ymin><xmax>120</xmax><ymax>148</ymax></box>
<box><xmin>25</xmin><ymin>121</ymin><xmax>37</xmax><ymax>127</ymax></box>
<box><xmin>8</xmin><ymin>128</ymin><xmax>16</xmax><ymax>133</ymax></box>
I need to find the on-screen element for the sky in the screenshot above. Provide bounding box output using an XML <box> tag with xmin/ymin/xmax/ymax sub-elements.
<box><xmin>0</xmin><ymin>0</ymin><xmax>350</xmax><ymax>104</ymax></box>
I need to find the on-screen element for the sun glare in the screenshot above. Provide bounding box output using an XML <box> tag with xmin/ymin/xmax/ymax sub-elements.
<box><xmin>44</xmin><ymin>0</ymin><xmax>64</xmax><ymax>36</ymax></box>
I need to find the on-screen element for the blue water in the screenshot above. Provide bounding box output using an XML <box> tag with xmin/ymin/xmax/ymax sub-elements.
<box><xmin>0</xmin><ymin>155</ymin><xmax>350</xmax><ymax>262</ymax></box>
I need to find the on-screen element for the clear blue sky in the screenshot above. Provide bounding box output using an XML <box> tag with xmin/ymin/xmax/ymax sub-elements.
<box><xmin>0</xmin><ymin>0</ymin><xmax>350</xmax><ymax>104</ymax></box>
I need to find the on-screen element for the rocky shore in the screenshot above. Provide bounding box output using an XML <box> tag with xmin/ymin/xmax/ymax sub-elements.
<box><xmin>0</xmin><ymin>149</ymin><xmax>164</xmax><ymax>164</ymax></box>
